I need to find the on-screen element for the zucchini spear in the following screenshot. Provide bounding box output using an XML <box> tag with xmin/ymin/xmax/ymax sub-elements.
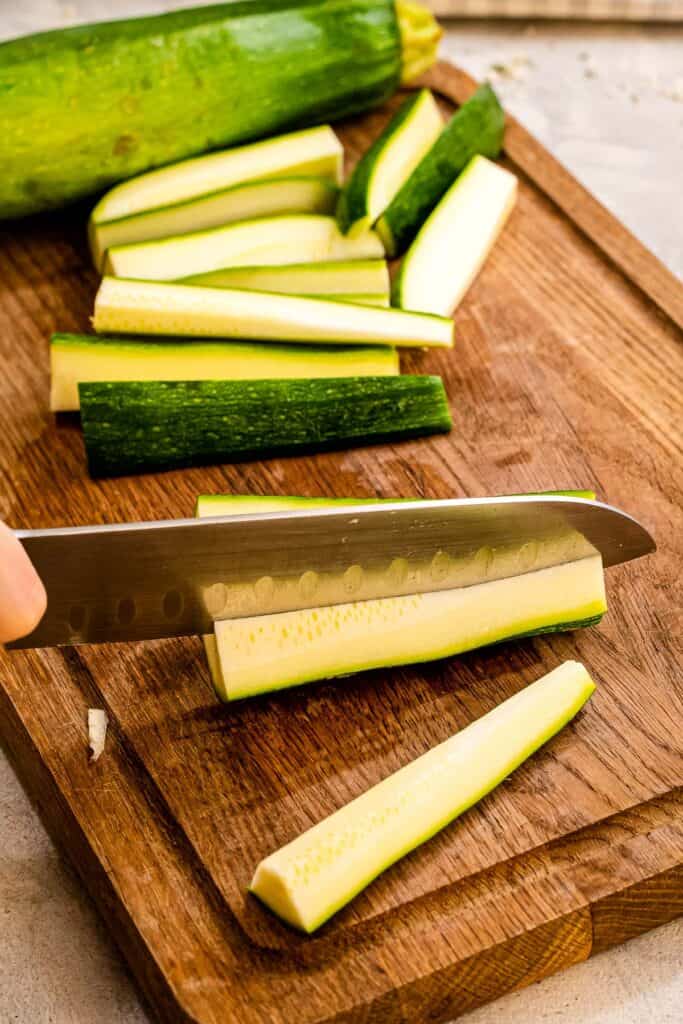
<box><xmin>213</xmin><ymin>556</ymin><xmax>606</xmax><ymax>700</ymax></box>
<box><xmin>104</xmin><ymin>215</ymin><xmax>385</xmax><ymax>281</ymax></box>
<box><xmin>90</xmin><ymin>173</ymin><xmax>340</xmax><ymax>271</ymax></box>
<box><xmin>92</xmin><ymin>278</ymin><xmax>454</xmax><ymax>348</ymax></box>
<box><xmin>79</xmin><ymin>376</ymin><xmax>452</xmax><ymax>477</ymax></box>
<box><xmin>251</xmin><ymin>660</ymin><xmax>596</xmax><ymax>932</ymax></box>
<box><xmin>377</xmin><ymin>83</ymin><xmax>506</xmax><ymax>257</ymax></box>
<box><xmin>179</xmin><ymin>259</ymin><xmax>390</xmax><ymax>298</ymax></box>
<box><xmin>196</xmin><ymin>490</ymin><xmax>599</xmax><ymax>701</ymax></box>
<box><xmin>337</xmin><ymin>89</ymin><xmax>443</xmax><ymax>237</ymax></box>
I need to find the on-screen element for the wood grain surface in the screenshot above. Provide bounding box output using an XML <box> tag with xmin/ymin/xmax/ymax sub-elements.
<box><xmin>0</xmin><ymin>62</ymin><xmax>681</xmax><ymax>1023</ymax></box>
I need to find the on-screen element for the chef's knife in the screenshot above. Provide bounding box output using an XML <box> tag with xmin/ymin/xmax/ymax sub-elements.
<box><xmin>7</xmin><ymin>495</ymin><xmax>655</xmax><ymax>650</ymax></box>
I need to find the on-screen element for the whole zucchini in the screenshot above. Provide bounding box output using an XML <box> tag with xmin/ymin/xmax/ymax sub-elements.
<box><xmin>0</xmin><ymin>0</ymin><xmax>439</xmax><ymax>219</ymax></box>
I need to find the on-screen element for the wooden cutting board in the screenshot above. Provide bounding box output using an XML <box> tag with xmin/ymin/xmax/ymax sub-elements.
<box><xmin>0</xmin><ymin>62</ymin><xmax>681</xmax><ymax>1024</ymax></box>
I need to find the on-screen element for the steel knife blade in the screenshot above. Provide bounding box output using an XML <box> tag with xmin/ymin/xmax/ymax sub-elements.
<box><xmin>7</xmin><ymin>495</ymin><xmax>655</xmax><ymax>650</ymax></box>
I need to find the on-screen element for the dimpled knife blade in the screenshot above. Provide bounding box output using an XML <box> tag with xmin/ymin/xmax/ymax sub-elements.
<box><xmin>8</xmin><ymin>495</ymin><xmax>655</xmax><ymax>649</ymax></box>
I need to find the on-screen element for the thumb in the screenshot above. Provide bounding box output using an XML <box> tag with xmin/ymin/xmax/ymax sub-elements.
<box><xmin>0</xmin><ymin>522</ymin><xmax>47</xmax><ymax>644</ymax></box>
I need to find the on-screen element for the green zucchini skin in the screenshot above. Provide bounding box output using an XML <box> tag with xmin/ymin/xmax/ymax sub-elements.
<box><xmin>337</xmin><ymin>88</ymin><xmax>431</xmax><ymax>235</ymax></box>
<box><xmin>0</xmin><ymin>1</ymin><xmax>402</xmax><ymax>219</ymax></box>
<box><xmin>79</xmin><ymin>376</ymin><xmax>451</xmax><ymax>476</ymax></box>
<box><xmin>376</xmin><ymin>84</ymin><xmax>505</xmax><ymax>257</ymax></box>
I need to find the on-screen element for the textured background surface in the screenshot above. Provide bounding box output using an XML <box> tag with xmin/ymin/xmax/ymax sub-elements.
<box><xmin>1</xmin><ymin>5</ymin><xmax>682</xmax><ymax>1023</ymax></box>
<box><xmin>431</xmin><ymin>1</ymin><xmax>683</xmax><ymax>20</ymax></box>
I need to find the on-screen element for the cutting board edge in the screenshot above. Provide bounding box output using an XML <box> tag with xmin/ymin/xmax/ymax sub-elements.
<box><xmin>1</xmin><ymin>667</ymin><xmax>681</xmax><ymax>1024</ymax></box>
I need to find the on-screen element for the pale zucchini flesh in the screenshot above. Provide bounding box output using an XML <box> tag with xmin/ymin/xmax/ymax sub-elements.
<box><xmin>213</xmin><ymin>555</ymin><xmax>606</xmax><ymax>701</ymax></box>
<box><xmin>394</xmin><ymin>154</ymin><xmax>518</xmax><ymax>316</ymax></box>
<box><xmin>337</xmin><ymin>88</ymin><xmax>443</xmax><ymax>237</ymax></box>
<box><xmin>196</xmin><ymin>494</ymin><xmax>381</xmax><ymax>518</ymax></box>
<box><xmin>93</xmin><ymin>278</ymin><xmax>454</xmax><ymax>348</ymax></box>
<box><xmin>104</xmin><ymin>215</ymin><xmax>385</xmax><ymax>281</ymax></box>
<box><xmin>197</xmin><ymin>491</ymin><xmax>597</xmax><ymax>700</ymax></box>
<box><xmin>194</xmin><ymin>495</ymin><xmax>351</xmax><ymax>699</ymax></box>
<box><xmin>50</xmin><ymin>333</ymin><xmax>399</xmax><ymax>412</ymax></box>
<box><xmin>89</xmin><ymin>176</ymin><xmax>340</xmax><ymax>271</ymax></box>
<box><xmin>250</xmin><ymin>660</ymin><xmax>596</xmax><ymax>932</ymax></box>
<box><xmin>180</xmin><ymin>259</ymin><xmax>390</xmax><ymax>297</ymax></box>
<box><xmin>92</xmin><ymin>125</ymin><xmax>344</xmax><ymax>224</ymax></box>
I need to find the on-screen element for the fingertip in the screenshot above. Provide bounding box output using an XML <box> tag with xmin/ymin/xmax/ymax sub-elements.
<box><xmin>0</xmin><ymin>523</ymin><xmax>47</xmax><ymax>643</ymax></box>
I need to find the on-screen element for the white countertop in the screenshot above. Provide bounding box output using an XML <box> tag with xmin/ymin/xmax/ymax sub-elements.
<box><xmin>1</xmin><ymin>5</ymin><xmax>681</xmax><ymax>1022</ymax></box>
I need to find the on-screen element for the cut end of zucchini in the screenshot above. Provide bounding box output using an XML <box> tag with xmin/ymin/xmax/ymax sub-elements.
<box><xmin>394</xmin><ymin>154</ymin><xmax>518</xmax><ymax>316</ymax></box>
<box><xmin>249</xmin><ymin>658</ymin><xmax>596</xmax><ymax>932</ymax></box>
<box><xmin>202</xmin><ymin>635</ymin><xmax>227</xmax><ymax>701</ymax></box>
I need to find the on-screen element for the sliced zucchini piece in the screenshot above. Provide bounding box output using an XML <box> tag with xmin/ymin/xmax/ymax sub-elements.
<box><xmin>50</xmin><ymin>333</ymin><xmax>399</xmax><ymax>413</ymax></box>
<box><xmin>92</xmin><ymin>125</ymin><xmax>344</xmax><ymax>225</ymax></box>
<box><xmin>93</xmin><ymin>278</ymin><xmax>454</xmax><ymax>348</ymax></box>
<box><xmin>213</xmin><ymin>555</ymin><xmax>606</xmax><ymax>700</ymax></box>
<box><xmin>79</xmin><ymin>376</ymin><xmax>452</xmax><ymax>477</ymax></box>
<box><xmin>394</xmin><ymin>155</ymin><xmax>517</xmax><ymax>316</ymax></box>
<box><xmin>196</xmin><ymin>491</ymin><xmax>595</xmax><ymax>519</ymax></box>
<box><xmin>195</xmin><ymin>494</ymin><xmax>376</xmax><ymax>519</ymax></box>
<box><xmin>89</xmin><ymin>177</ymin><xmax>340</xmax><ymax>271</ymax></box>
<box><xmin>337</xmin><ymin>88</ymin><xmax>443</xmax><ymax>237</ymax></box>
<box><xmin>104</xmin><ymin>215</ymin><xmax>384</xmax><ymax>281</ymax></box>
<box><xmin>180</xmin><ymin>259</ymin><xmax>390</xmax><ymax>297</ymax></box>
<box><xmin>250</xmin><ymin>659</ymin><xmax>596</xmax><ymax>932</ymax></box>
<box><xmin>377</xmin><ymin>84</ymin><xmax>505</xmax><ymax>257</ymax></box>
<box><xmin>196</xmin><ymin>490</ymin><xmax>596</xmax><ymax>696</ymax></box>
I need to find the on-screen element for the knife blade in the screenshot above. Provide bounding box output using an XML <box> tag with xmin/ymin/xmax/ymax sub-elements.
<box><xmin>7</xmin><ymin>495</ymin><xmax>655</xmax><ymax>650</ymax></box>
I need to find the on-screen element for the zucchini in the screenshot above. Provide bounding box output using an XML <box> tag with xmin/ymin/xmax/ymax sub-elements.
<box><xmin>213</xmin><ymin>555</ymin><xmax>606</xmax><ymax>700</ymax></box>
<box><xmin>180</xmin><ymin>259</ymin><xmax>390</xmax><ymax>297</ymax></box>
<box><xmin>50</xmin><ymin>333</ymin><xmax>399</xmax><ymax>412</ymax></box>
<box><xmin>79</xmin><ymin>376</ymin><xmax>452</xmax><ymax>477</ymax></box>
<box><xmin>93</xmin><ymin>278</ymin><xmax>454</xmax><ymax>348</ymax></box>
<box><xmin>377</xmin><ymin>83</ymin><xmax>505</xmax><ymax>257</ymax></box>
<box><xmin>90</xmin><ymin>175</ymin><xmax>340</xmax><ymax>271</ymax></box>
<box><xmin>196</xmin><ymin>495</ymin><xmax>380</xmax><ymax>518</ymax></box>
<box><xmin>104</xmin><ymin>215</ymin><xmax>385</xmax><ymax>280</ymax></box>
<box><xmin>250</xmin><ymin>660</ymin><xmax>596</xmax><ymax>932</ymax></box>
<box><xmin>337</xmin><ymin>88</ymin><xmax>443</xmax><ymax>237</ymax></box>
<box><xmin>195</xmin><ymin>489</ymin><xmax>595</xmax><ymax>518</ymax></box>
<box><xmin>394</xmin><ymin>155</ymin><xmax>517</xmax><ymax>315</ymax></box>
<box><xmin>0</xmin><ymin>0</ymin><xmax>440</xmax><ymax>219</ymax></box>
<box><xmin>197</xmin><ymin>490</ymin><xmax>596</xmax><ymax>697</ymax></box>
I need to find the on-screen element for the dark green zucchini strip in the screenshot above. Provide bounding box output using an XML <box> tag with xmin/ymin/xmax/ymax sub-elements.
<box><xmin>79</xmin><ymin>376</ymin><xmax>452</xmax><ymax>477</ymax></box>
<box><xmin>377</xmin><ymin>84</ymin><xmax>505</xmax><ymax>257</ymax></box>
